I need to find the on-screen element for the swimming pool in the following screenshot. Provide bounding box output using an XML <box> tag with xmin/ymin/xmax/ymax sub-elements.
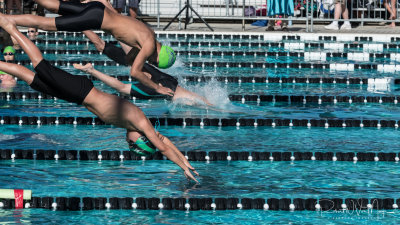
<box><xmin>2</xmin><ymin>30</ymin><xmax>400</xmax><ymax>224</ymax></box>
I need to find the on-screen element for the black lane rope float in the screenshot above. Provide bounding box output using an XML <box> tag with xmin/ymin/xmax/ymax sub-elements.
<box><xmin>26</xmin><ymin>30</ymin><xmax>400</xmax><ymax>43</ymax></box>
<box><xmin>1</xmin><ymin>189</ymin><xmax>400</xmax><ymax>211</ymax></box>
<box><xmin>27</xmin><ymin>31</ymin><xmax>265</xmax><ymax>40</ymax></box>
<box><xmin>2</xmin><ymin>74</ymin><xmax>385</xmax><ymax>85</ymax></box>
<box><xmin>18</xmin><ymin>48</ymin><xmax>395</xmax><ymax>61</ymax></box>
<box><xmin>29</xmin><ymin>38</ymin><xmax>400</xmax><ymax>51</ymax></box>
<box><xmin>12</xmin><ymin>59</ymin><xmax>386</xmax><ymax>71</ymax></box>
<box><xmin>180</xmin><ymin>76</ymin><xmax>377</xmax><ymax>84</ymax></box>
<box><xmin>168</xmin><ymin>41</ymin><xmax>398</xmax><ymax>50</ymax></box>
<box><xmin>229</xmin><ymin>94</ymin><xmax>399</xmax><ymax>104</ymax></box>
<box><xmin>1</xmin><ymin>116</ymin><xmax>400</xmax><ymax>128</ymax></box>
<box><xmin>188</xmin><ymin>61</ymin><xmax>374</xmax><ymax>70</ymax></box>
<box><xmin>3</xmin><ymin>91</ymin><xmax>399</xmax><ymax>104</ymax></box>
<box><xmin>1</xmin><ymin>149</ymin><xmax>399</xmax><ymax>162</ymax></box>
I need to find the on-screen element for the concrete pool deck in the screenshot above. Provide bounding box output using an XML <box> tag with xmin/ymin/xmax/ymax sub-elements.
<box><xmin>149</xmin><ymin>21</ymin><xmax>400</xmax><ymax>36</ymax></box>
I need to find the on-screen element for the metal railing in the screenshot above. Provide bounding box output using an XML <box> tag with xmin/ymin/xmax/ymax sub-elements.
<box><xmin>135</xmin><ymin>0</ymin><xmax>310</xmax><ymax>30</ymax></box>
<box><xmin>12</xmin><ymin>0</ymin><xmax>381</xmax><ymax>32</ymax></box>
<box><xmin>310</xmin><ymin>0</ymin><xmax>400</xmax><ymax>28</ymax></box>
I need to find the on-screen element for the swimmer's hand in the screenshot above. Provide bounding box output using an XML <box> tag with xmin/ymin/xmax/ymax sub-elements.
<box><xmin>73</xmin><ymin>63</ymin><xmax>94</xmax><ymax>73</ymax></box>
<box><xmin>184</xmin><ymin>169</ymin><xmax>199</xmax><ymax>183</ymax></box>
<box><xmin>185</xmin><ymin>162</ymin><xmax>199</xmax><ymax>176</ymax></box>
<box><xmin>156</xmin><ymin>83</ymin><xmax>174</xmax><ymax>97</ymax></box>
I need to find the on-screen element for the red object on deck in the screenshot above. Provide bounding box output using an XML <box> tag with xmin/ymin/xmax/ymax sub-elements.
<box><xmin>14</xmin><ymin>189</ymin><xmax>23</xmax><ymax>209</ymax></box>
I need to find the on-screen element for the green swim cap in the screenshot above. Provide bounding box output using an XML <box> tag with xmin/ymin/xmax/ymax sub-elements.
<box><xmin>128</xmin><ymin>136</ymin><xmax>157</xmax><ymax>156</ymax></box>
<box><xmin>3</xmin><ymin>46</ymin><xmax>15</xmax><ymax>54</ymax></box>
<box><xmin>158</xmin><ymin>45</ymin><xmax>176</xmax><ymax>69</ymax></box>
<box><xmin>0</xmin><ymin>70</ymin><xmax>6</xmax><ymax>75</ymax></box>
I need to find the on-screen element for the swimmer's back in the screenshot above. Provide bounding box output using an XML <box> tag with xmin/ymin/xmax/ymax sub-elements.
<box><xmin>102</xmin><ymin>8</ymin><xmax>155</xmax><ymax>50</ymax></box>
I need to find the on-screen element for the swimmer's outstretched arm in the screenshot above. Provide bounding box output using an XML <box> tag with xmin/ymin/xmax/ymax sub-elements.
<box><xmin>84</xmin><ymin>30</ymin><xmax>174</xmax><ymax>97</ymax></box>
<box><xmin>129</xmin><ymin>115</ymin><xmax>199</xmax><ymax>182</ymax></box>
<box><xmin>74</xmin><ymin>63</ymin><xmax>131</xmax><ymax>95</ymax></box>
<box><xmin>130</xmin><ymin>41</ymin><xmax>174</xmax><ymax>97</ymax></box>
<box><xmin>156</xmin><ymin>132</ymin><xmax>199</xmax><ymax>176</ymax></box>
<box><xmin>174</xmin><ymin>86</ymin><xmax>213</xmax><ymax>106</ymax></box>
<box><xmin>83</xmin><ymin>30</ymin><xmax>105</xmax><ymax>52</ymax></box>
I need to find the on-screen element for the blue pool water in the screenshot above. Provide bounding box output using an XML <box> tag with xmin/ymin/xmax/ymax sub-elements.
<box><xmin>1</xmin><ymin>126</ymin><xmax>400</xmax><ymax>155</ymax></box>
<box><xmin>1</xmin><ymin>208</ymin><xmax>399</xmax><ymax>224</ymax></box>
<box><xmin>3</xmin><ymin>31</ymin><xmax>400</xmax><ymax>223</ymax></box>
<box><xmin>2</xmin><ymin>159</ymin><xmax>400</xmax><ymax>199</ymax></box>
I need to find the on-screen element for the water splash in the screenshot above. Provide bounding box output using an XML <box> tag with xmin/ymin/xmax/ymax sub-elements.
<box><xmin>0</xmin><ymin>134</ymin><xmax>15</xmax><ymax>141</ymax></box>
<box><xmin>32</xmin><ymin>134</ymin><xmax>60</xmax><ymax>145</ymax></box>
<box><xmin>181</xmin><ymin>79</ymin><xmax>230</xmax><ymax>107</ymax></box>
<box><xmin>169</xmin><ymin>78</ymin><xmax>266</xmax><ymax>117</ymax></box>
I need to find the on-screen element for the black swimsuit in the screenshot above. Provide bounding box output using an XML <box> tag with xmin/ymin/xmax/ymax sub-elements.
<box><xmin>102</xmin><ymin>43</ymin><xmax>178</xmax><ymax>99</ymax></box>
<box><xmin>30</xmin><ymin>59</ymin><xmax>94</xmax><ymax>104</ymax></box>
<box><xmin>55</xmin><ymin>1</ymin><xmax>105</xmax><ymax>32</ymax></box>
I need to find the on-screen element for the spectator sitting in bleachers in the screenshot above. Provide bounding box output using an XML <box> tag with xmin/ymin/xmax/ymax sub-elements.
<box><xmin>5</xmin><ymin>0</ymin><xmax>21</xmax><ymax>14</ymax></box>
<box><xmin>325</xmin><ymin>0</ymin><xmax>351</xmax><ymax>30</ymax></box>
<box><xmin>112</xmin><ymin>0</ymin><xmax>140</xmax><ymax>18</ymax></box>
<box><xmin>27</xmin><ymin>27</ymin><xmax>38</xmax><ymax>40</ymax></box>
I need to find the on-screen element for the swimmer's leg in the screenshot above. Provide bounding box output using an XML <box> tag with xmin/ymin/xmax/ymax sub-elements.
<box><xmin>0</xmin><ymin>14</ymin><xmax>44</xmax><ymax>67</ymax></box>
<box><xmin>0</xmin><ymin>14</ymin><xmax>40</xmax><ymax>83</ymax></box>
<box><xmin>35</xmin><ymin>0</ymin><xmax>99</xmax><ymax>16</ymax></box>
<box><xmin>1</xmin><ymin>13</ymin><xmax>57</xmax><ymax>31</ymax></box>
<box><xmin>34</xmin><ymin>0</ymin><xmax>60</xmax><ymax>13</ymax></box>
<box><xmin>0</xmin><ymin>61</ymin><xmax>35</xmax><ymax>84</ymax></box>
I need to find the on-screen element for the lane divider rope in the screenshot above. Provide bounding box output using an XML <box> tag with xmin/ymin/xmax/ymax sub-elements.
<box><xmin>1</xmin><ymin>149</ymin><xmax>399</xmax><ymax>162</ymax></box>
<box><xmin>1</xmin><ymin>196</ymin><xmax>399</xmax><ymax>211</ymax></box>
<box><xmin>0</xmin><ymin>116</ymin><xmax>399</xmax><ymax>128</ymax></box>
<box><xmin>4</xmin><ymin>91</ymin><xmax>399</xmax><ymax>103</ymax></box>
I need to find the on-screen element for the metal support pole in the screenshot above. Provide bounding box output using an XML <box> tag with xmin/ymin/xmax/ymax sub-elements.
<box><xmin>157</xmin><ymin>0</ymin><xmax>160</xmax><ymax>28</ymax></box>
<box><xmin>226</xmin><ymin>0</ymin><xmax>229</xmax><ymax>16</ymax></box>
<box><xmin>178</xmin><ymin>0</ymin><xmax>182</xmax><ymax>29</ymax></box>
<box><xmin>242</xmin><ymin>0</ymin><xmax>245</xmax><ymax>31</ymax></box>
<box><xmin>309</xmin><ymin>0</ymin><xmax>312</xmax><ymax>32</ymax></box>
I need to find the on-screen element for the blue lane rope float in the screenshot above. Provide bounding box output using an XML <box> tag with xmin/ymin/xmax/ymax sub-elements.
<box><xmin>1</xmin><ymin>116</ymin><xmax>400</xmax><ymax>128</ymax></box>
<box><xmin>1</xmin><ymin>196</ymin><xmax>399</xmax><ymax>211</ymax></box>
<box><xmin>2</xmin><ymin>149</ymin><xmax>399</xmax><ymax>162</ymax></box>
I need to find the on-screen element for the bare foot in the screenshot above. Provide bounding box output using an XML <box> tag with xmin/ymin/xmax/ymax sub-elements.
<box><xmin>0</xmin><ymin>13</ymin><xmax>16</xmax><ymax>32</ymax></box>
<box><xmin>73</xmin><ymin>63</ymin><xmax>94</xmax><ymax>73</ymax></box>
